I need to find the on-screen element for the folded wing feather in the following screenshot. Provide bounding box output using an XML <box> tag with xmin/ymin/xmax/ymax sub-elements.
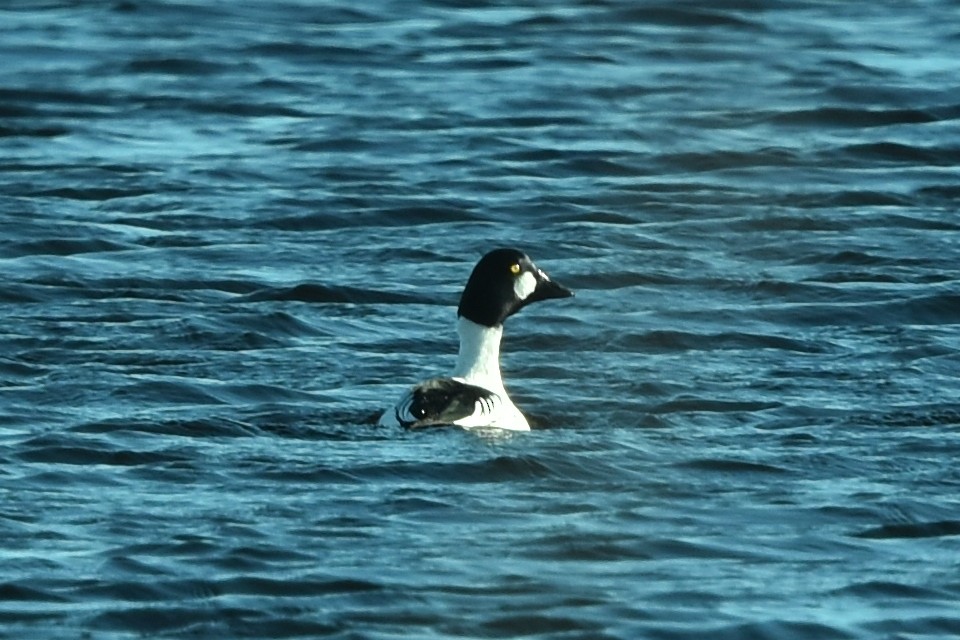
<box><xmin>394</xmin><ymin>378</ymin><xmax>503</xmax><ymax>428</ymax></box>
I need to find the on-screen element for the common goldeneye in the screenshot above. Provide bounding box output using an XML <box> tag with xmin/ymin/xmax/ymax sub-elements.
<box><xmin>379</xmin><ymin>248</ymin><xmax>573</xmax><ymax>431</ymax></box>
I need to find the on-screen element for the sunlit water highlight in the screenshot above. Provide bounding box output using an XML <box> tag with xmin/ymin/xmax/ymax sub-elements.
<box><xmin>2</xmin><ymin>1</ymin><xmax>959</xmax><ymax>638</ymax></box>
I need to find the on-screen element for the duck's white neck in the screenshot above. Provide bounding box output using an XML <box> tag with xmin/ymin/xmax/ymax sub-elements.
<box><xmin>452</xmin><ymin>317</ymin><xmax>504</xmax><ymax>390</ymax></box>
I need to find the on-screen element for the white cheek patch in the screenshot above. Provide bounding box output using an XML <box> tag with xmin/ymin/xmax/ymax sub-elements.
<box><xmin>513</xmin><ymin>271</ymin><xmax>538</xmax><ymax>300</ymax></box>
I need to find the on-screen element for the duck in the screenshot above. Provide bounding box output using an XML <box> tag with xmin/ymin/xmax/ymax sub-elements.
<box><xmin>379</xmin><ymin>248</ymin><xmax>573</xmax><ymax>431</ymax></box>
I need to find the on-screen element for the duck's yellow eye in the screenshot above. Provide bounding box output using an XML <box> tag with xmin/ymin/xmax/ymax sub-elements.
<box><xmin>509</xmin><ymin>263</ymin><xmax>521</xmax><ymax>275</ymax></box>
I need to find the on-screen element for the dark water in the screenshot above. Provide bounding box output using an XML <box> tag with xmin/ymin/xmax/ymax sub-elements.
<box><xmin>3</xmin><ymin>1</ymin><xmax>960</xmax><ymax>638</ymax></box>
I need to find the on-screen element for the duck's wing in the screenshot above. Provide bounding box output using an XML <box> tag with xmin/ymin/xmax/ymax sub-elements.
<box><xmin>390</xmin><ymin>378</ymin><xmax>504</xmax><ymax>429</ymax></box>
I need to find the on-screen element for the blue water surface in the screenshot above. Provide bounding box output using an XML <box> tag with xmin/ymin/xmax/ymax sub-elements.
<box><xmin>2</xmin><ymin>1</ymin><xmax>959</xmax><ymax>638</ymax></box>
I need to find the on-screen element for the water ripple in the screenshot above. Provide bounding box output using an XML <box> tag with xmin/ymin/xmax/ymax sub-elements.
<box><xmin>2</xmin><ymin>0</ymin><xmax>959</xmax><ymax>638</ymax></box>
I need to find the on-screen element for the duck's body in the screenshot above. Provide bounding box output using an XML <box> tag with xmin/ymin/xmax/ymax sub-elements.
<box><xmin>381</xmin><ymin>317</ymin><xmax>530</xmax><ymax>430</ymax></box>
<box><xmin>379</xmin><ymin>248</ymin><xmax>573</xmax><ymax>432</ymax></box>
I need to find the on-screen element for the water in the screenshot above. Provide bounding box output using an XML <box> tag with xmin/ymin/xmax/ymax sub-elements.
<box><xmin>2</xmin><ymin>1</ymin><xmax>959</xmax><ymax>638</ymax></box>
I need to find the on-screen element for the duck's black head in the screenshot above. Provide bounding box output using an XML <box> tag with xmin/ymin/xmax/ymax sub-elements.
<box><xmin>457</xmin><ymin>248</ymin><xmax>573</xmax><ymax>328</ymax></box>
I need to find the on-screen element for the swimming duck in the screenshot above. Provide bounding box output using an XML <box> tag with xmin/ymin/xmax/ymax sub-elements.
<box><xmin>379</xmin><ymin>248</ymin><xmax>573</xmax><ymax>431</ymax></box>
